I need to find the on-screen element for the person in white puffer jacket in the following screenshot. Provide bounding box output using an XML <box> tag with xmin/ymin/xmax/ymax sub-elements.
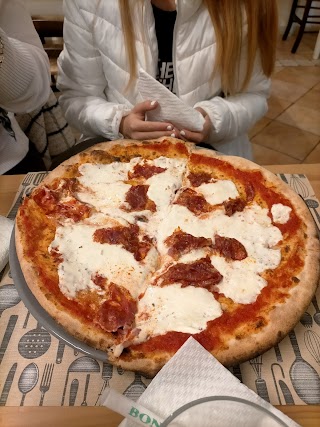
<box><xmin>57</xmin><ymin>0</ymin><xmax>278</xmax><ymax>159</ymax></box>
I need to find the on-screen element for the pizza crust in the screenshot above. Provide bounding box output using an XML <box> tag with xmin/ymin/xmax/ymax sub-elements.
<box><xmin>15</xmin><ymin>137</ymin><xmax>320</xmax><ymax>376</ymax></box>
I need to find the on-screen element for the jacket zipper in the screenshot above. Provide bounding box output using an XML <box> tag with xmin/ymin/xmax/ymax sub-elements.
<box><xmin>143</xmin><ymin>1</ymin><xmax>157</xmax><ymax>76</ymax></box>
<box><xmin>172</xmin><ymin>0</ymin><xmax>180</xmax><ymax>96</ymax></box>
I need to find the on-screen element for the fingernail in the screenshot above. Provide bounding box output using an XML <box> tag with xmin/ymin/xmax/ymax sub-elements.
<box><xmin>171</xmin><ymin>133</ymin><xmax>176</xmax><ymax>137</ymax></box>
<box><xmin>180</xmin><ymin>130</ymin><xmax>185</xmax><ymax>136</ymax></box>
<box><xmin>150</xmin><ymin>100</ymin><xmax>157</xmax><ymax>106</ymax></box>
<box><xmin>167</xmin><ymin>125</ymin><xmax>173</xmax><ymax>130</ymax></box>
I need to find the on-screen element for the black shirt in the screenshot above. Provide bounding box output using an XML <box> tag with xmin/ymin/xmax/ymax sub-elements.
<box><xmin>152</xmin><ymin>4</ymin><xmax>177</xmax><ymax>93</ymax></box>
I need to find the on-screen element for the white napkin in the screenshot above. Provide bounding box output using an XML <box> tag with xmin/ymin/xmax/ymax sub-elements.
<box><xmin>119</xmin><ymin>338</ymin><xmax>299</xmax><ymax>427</ymax></box>
<box><xmin>0</xmin><ymin>216</ymin><xmax>14</xmax><ymax>272</ymax></box>
<box><xmin>138</xmin><ymin>69</ymin><xmax>205</xmax><ymax>132</ymax></box>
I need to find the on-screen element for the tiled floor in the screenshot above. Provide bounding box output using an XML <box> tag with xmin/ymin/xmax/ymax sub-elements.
<box><xmin>250</xmin><ymin>32</ymin><xmax>320</xmax><ymax>165</ymax></box>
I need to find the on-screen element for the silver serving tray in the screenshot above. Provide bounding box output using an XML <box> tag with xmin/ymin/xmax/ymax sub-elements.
<box><xmin>9</xmin><ymin>228</ymin><xmax>108</xmax><ymax>362</ymax></box>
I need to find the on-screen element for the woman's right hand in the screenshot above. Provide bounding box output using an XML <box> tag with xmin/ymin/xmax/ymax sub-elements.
<box><xmin>120</xmin><ymin>100</ymin><xmax>178</xmax><ymax>140</ymax></box>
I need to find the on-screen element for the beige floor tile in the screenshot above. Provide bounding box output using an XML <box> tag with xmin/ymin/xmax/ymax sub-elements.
<box><xmin>303</xmin><ymin>141</ymin><xmax>320</xmax><ymax>163</ymax></box>
<box><xmin>295</xmin><ymin>87</ymin><xmax>320</xmax><ymax>111</ymax></box>
<box><xmin>251</xmin><ymin>121</ymin><xmax>319</xmax><ymax>161</ymax></box>
<box><xmin>252</xmin><ymin>143</ymin><xmax>300</xmax><ymax>166</ymax></box>
<box><xmin>265</xmin><ymin>96</ymin><xmax>292</xmax><ymax>119</ymax></box>
<box><xmin>271</xmin><ymin>79</ymin><xmax>310</xmax><ymax>103</ymax></box>
<box><xmin>277</xmin><ymin>104</ymin><xmax>320</xmax><ymax>136</ymax></box>
<box><xmin>273</xmin><ymin>67</ymin><xmax>320</xmax><ymax>89</ymax></box>
<box><xmin>248</xmin><ymin>117</ymin><xmax>271</xmax><ymax>139</ymax></box>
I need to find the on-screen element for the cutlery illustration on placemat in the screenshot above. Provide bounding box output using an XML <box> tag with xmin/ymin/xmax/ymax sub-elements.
<box><xmin>81</xmin><ymin>374</ymin><xmax>90</xmax><ymax>406</ymax></box>
<box><xmin>288</xmin><ymin>329</ymin><xmax>320</xmax><ymax>404</ymax></box>
<box><xmin>300</xmin><ymin>312</ymin><xmax>313</xmax><ymax>328</ymax></box>
<box><xmin>304</xmin><ymin>199</ymin><xmax>320</xmax><ymax>226</ymax></box>
<box><xmin>22</xmin><ymin>311</ymin><xmax>31</xmax><ymax>329</ymax></box>
<box><xmin>95</xmin><ymin>362</ymin><xmax>113</xmax><ymax>405</ymax></box>
<box><xmin>123</xmin><ymin>373</ymin><xmax>147</xmax><ymax>402</ymax></box>
<box><xmin>289</xmin><ymin>175</ymin><xmax>310</xmax><ymax>198</ymax></box>
<box><xmin>69</xmin><ymin>379</ymin><xmax>79</xmax><ymax>406</ymax></box>
<box><xmin>0</xmin><ymin>284</ymin><xmax>21</xmax><ymax>318</ymax></box>
<box><xmin>304</xmin><ymin>330</ymin><xmax>320</xmax><ymax>365</ymax></box>
<box><xmin>56</xmin><ymin>340</ymin><xmax>65</xmax><ymax>364</ymax></box>
<box><xmin>18</xmin><ymin>321</ymin><xmax>51</xmax><ymax>359</ymax></box>
<box><xmin>312</xmin><ymin>295</ymin><xmax>320</xmax><ymax>327</ymax></box>
<box><xmin>61</xmin><ymin>356</ymin><xmax>100</xmax><ymax>406</ymax></box>
<box><xmin>274</xmin><ymin>343</ymin><xmax>283</xmax><ymax>362</ymax></box>
<box><xmin>271</xmin><ymin>363</ymin><xmax>294</xmax><ymax>405</ymax></box>
<box><xmin>0</xmin><ymin>363</ymin><xmax>17</xmax><ymax>406</ymax></box>
<box><xmin>0</xmin><ymin>315</ymin><xmax>18</xmax><ymax>364</ymax></box>
<box><xmin>39</xmin><ymin>363</ymin><xmax>54</xmax><ymax>406</ymax></box>
<box><xmin>249</xmin><ymin>356</ymin><xmax>270</xmax><ymax>402</ymax></box>
<box><xmin>230</xmin><ymin>364</ymin><xmax>243</xmax><ymax>382</ymax></box>
<box><xmin>18</xmin><ymin>362</ymin><xmax>39</xmax><ymax>406</ymax></box>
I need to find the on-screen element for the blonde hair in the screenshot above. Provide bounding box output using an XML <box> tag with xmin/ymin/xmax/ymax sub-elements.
<box><xmin>119</xmin><ymin>0</ymin><xmax>278</xmax><ymax>95</ymax></box>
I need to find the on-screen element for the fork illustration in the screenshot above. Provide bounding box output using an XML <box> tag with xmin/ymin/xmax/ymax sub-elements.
<box><xmin>39</xmin><ymin>363</ymin><xmax>54</xmax><ymax>406</ymax></box>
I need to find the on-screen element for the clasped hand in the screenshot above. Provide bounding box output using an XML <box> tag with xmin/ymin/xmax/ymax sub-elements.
<box><xmin>119</xmin><ymin>100</ymin><xmax>211</xmax><ymax>143</ymax></box>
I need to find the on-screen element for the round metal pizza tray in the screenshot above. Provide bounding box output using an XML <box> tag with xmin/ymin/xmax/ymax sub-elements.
<box><xmin>9</xmin><ymin>228</ymin><xmax>108</xmax><ymax>362</ymax></box>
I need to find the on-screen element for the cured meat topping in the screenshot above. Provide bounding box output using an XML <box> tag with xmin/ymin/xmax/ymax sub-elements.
<box><xmin>165</xmin><ymin>229</ymin><xmax>212</xmax><ymax>260</ymax></box>
<box><xmin>213</xmin><ymin>235</ymin><xmax>247</xmax><ymax>261</ymax></box>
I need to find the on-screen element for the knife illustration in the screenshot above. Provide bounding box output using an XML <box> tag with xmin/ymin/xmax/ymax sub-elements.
<box><xmin>0</xmin><ymin>315</ymin><xmax>18</xmax><ymax>364</ymax></box>
<box><xmin>0</xmin><ymin>363</ymin><xmax>17</xmax><ymax>406</ymax></box>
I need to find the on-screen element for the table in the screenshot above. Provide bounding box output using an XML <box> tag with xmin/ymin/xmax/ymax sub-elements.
<box><xmin>0</xmin><ymin>165</ymin><xmax>320</xmax><ymax>427</ymax></box>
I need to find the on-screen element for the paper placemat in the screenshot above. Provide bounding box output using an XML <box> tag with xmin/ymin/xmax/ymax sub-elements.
<box><xmin>0</xmin><ymin>172</ymin><xmax>319</xmax><ymax>407</ymax></box>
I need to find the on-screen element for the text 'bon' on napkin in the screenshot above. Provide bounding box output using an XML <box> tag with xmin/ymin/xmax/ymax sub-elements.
<box><xmin>138</xmin><ymin>69</ymin><xmax>205</xmax><ymax>132</ymax></box>
<box><xmin>119</xmin><ymin>337</ymin><xmax>299</xmax><ymax>427</ymax></box>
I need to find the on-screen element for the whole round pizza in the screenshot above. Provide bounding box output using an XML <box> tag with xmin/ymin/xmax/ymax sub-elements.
<box><xmin>15</xmin><ymin>138</ymin><xmax>320</xmax><ymax>376</ymax></box>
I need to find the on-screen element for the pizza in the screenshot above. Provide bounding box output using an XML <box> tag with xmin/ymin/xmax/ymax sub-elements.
<box><xmin>15</xmin><ymin>137</ymin><xmax>320</xmax><ymax>376</ymax></box>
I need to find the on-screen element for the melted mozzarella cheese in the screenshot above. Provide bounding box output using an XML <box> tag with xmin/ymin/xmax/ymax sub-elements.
<box><xmin>147</xmin><ymin>157</ymin><xmax>187</xmax><ymax>210</ymax></box>
<box><xmin>211</xmin><ymin>255</ymin><xmax>268</xmax><ymax>304</ymax></box>
<box><xmin>49</xmin><ymin>223</ymin><xmax>157</xmax><ymax>299</ymax></box>
<box><xmin>196</xmin><ymin>180</ymin><xmax>239</xmax><ymax>205</ymax></box>
<box><xmin>271</xmin><ymin>203</ymin><xmax>292</xmax><ymax>224</ymax></box>
<box><xmin>133</xmin><ymin>284</ymin><xmax>222</xmax><ymax>345</ymax></box>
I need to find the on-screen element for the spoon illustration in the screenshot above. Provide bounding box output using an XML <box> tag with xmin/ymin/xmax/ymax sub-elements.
<box><xmin>0</xmin><ymin>284</ymin><xmax>21</xmax><ymax>318</ymax></box>
<box><xmin>123</xmin><ymin>373</ymin><xmax>147</xmax><ymax>402</ymax></box>
<box><xmin>288</xmin><ymin>330</ymin><xmax>320</xmax><ymax>404</ymax></box>
<box><xmin>18</xmin><ymin>363</ymin><xmax>39</xmax><ymax>406</ymax></box>
<box><xmin>312</xmin><ymin>296</ymin><xmax>320</xmax><ymax>327</ymax></box>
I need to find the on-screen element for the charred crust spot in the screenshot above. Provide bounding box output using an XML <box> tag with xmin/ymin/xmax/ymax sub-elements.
<box><xmin>292</xmin><ymin>276</ymin><xmax>300</xmax><ymax>283</ymax></box>
<box><xmin>255</xmin><ymin>319</ymin><xmax>265</xmax><ymax>329</ymax></box>
<box><xmin>285</xmin><ymin>246</ymin><xmax>290</xmax><ymax>253</ymax></box>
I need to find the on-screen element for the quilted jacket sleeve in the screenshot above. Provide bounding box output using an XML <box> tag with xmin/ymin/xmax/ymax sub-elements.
<box><xmin>57</xmin><ymin>0</ymin><xmax>129</xmax><ymax>139</ymax></box>
<box><xmin>0</xmin><ymin>0</ymin><xmax>50</xmax><ymax>113</ymax></box>
<box><xmin>194</xmin><ymin>54</ymin><xmax>270</xmax><ymax>143</ymax></box>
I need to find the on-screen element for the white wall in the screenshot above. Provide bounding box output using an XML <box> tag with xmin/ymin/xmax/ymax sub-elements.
<box><xmin>24</xmin><ymin>0</ymin><xmax>63</xmax><ymax>16</ymax></box>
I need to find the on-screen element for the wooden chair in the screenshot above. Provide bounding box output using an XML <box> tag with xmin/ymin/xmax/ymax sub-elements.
<box><xmin>32</xmin><ymin>16</ymin><xmax>64</xmax><ymax>91</ymax></box>
<box><xmin>282</xmin><ymin>0</ymin><xmax>320</xmax><ymax>53</ymax></box>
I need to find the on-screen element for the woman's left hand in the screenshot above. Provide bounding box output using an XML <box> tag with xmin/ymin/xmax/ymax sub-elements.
<box><xmin>179</xmin><ymin>108</ymin><xmax>212</xmax><ymax>143</ymax></box>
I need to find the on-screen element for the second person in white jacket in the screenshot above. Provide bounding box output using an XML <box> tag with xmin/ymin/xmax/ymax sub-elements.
<box><xmin>57</xmin><ymin>0</ymin><xmax>278</xmax><ymax>159</ymax></box>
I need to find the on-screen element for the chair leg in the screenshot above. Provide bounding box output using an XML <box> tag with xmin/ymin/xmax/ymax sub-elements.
<box><xmin>283</xmin><ymin>0</ymin><xmax>299</xmax><ymax>40</ymax></box>
<box><xmin>291</xmin><ymin>0</ymin><xmax>313</xmax><ymax>53</ymax></box>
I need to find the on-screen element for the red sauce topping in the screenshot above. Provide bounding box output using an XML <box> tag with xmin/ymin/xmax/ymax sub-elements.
<box><xmin>32</xmin><ymin>185</ymin><xmax>91</xmax><ymax>222</ymax></box>
<box><xmin>213</xmin><ymin>235</ymin><xmax>247</xmax><ymax>261</ymax></box>
<box><xmin>245</xmin><ymin>182</ymin><xmax>255</xmax><ymax>202</ymax></box>
<box><xmin>124</xmin><ymin>185</ymin><xmax>156</xmax><ymax>212</ymax></box>
<box><xmin>188</xmin><ymin>172</ymin><xmax>212</xmax><ymax>187</ymax></box>
<box><xmin>128</xmin><ymin>163</ymin><xmax>166</xmax><ymax>179</ymax></box>
<box><xmin>96</xmin><ymin>283</ymin><xmax>136</xmax><ymax>332</ymax></box>
<box><xmin>165</xmin><ymin>229</ymin><xmax>212</xmax><ymax>260</ymax></box>
<box><xmin>175</xmin><ymin>188</ymin><xmax>212</xmax><ymax>215</ymax></box>
<box><xmin>93</xmin><ymin>224</ymin><xmax>152</xmax><ymax>261</ymax></box>
<box><xmin>158</xmin><ymin>256</ymin><xmax>223</xmax><ymax>288</ymax></box>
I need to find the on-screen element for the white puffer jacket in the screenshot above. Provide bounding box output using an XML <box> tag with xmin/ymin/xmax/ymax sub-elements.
<box><xmin>57</xmin><ymin>0</ymin><xmax>270</xmax><ymax>159</ymax></box>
